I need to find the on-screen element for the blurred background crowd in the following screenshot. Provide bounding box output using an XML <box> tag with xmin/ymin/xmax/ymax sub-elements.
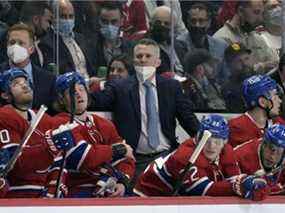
<box><xmin>0</xmin><ymin>0</ymin><xmax>284</xmax><ymax>115</ymax></box>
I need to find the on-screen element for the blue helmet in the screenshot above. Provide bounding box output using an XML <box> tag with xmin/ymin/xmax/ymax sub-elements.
<box><xmin>242</xmin><ymin>75</ymin><xmax>277</xmax><ymax>108</ymax></box>
<box><xmin>0</xmin><ymin>68</ymin><xmax>30</xmax><ymax>93</ymax></box>
<box><xmin>199</xmin><ymin>114</ymin><xmax>229</xmax><ymax>140</ymax></box>
<box><xmin>55</xmin><ymin>72</ymin><xmax>86</xmax><ymax>95</ymax></box>
<box><xmin>264</xmin><ymin>124</ymin><xmax>285</xmax><ymax>149</ymax></box>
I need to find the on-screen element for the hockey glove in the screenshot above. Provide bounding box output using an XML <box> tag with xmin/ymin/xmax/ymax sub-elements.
<box><xmin>112</xmin><ymin>143</ymin><xmax>127</xmax><ymax>162</ymax></box>
<box><xmin>111</xmin><ymin>142</ymin><xmax>135</xmax><ymax>163</ymax></box>
<box><xmin>45</xmin><ymin>123</ymin><xmax>78</xmax><ymax>155</ymax></box>
<box><xmin>93</xmin><ymin>174</ymin><xmax>117</xmax><ymax>197</ymax></box>
<box><xmin>0</xmin><ymin>149</ymin><xmax>10</xmax><ymax>173</ymax></box>
<box><xmin>233</xmin><ymin>175</ymin><xmax>269</xmax><ymax>201</ymax></box>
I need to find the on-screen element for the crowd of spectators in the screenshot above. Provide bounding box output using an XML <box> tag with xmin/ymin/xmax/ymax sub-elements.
<box><xmin>0</xmin><ymin>0</ymin><xmax>285</xmax><ymax>201</ymax></box>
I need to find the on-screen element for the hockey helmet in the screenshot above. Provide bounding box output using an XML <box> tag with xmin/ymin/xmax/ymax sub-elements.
<box><xmin>264</xmin><ymin>124</ymin><xmax>285</xmax><ymax>149</ymax></box>
<box><xmin>55</xmin><ymin>71</ymin><xmax>86</xmax><ymax>95</ymax></box>
<box><xmin>242</xmin><ymin>75</ymin><xmax>277</xmax><ymax>109</ymax></box>
<box><xmin>0</xmin><ymin>68</ymin><xmax>31</xmax><ymax>93</ymax></box>
<box><xmin>199</xmin><ymin>114</ymin><xmax>229</xmax><ymax>140</ymax></box>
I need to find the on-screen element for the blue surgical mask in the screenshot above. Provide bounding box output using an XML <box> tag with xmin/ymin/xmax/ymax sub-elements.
<box><xmin>55</xmin><ymin>19</ymin><xmax>75</xmax><ymax>37</ymax></box>
<box><xmin>100</xmin><ymin>24</ymin><xmax>119</xmax><ymax>41</ymax></box>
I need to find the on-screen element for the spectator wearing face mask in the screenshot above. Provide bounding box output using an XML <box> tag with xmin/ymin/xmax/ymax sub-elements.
<box><xmin>145</xmin><ymin>6</ymin><xmax>183</xmax><ymax>75</ymax></box>
<box><xmin>0</xmin><ymin>23</ymin><xmax>56</xmax><ymax>114</ymax></box>
<box><xmin>175</xmin><ymin>1</ymin><xmax>228</xmax><ymax>80</ymax></box>
<box><xmin>213</xmin><ymin>0</ymin><xmax>279</xmax><ymax>74</ymax></box>
<box><xmin>94</xmin><ymin>1</ymin><xmax>134</xmax><ymax>71</ymax></box>
<box><xmin>39</xmin><ymin>0</ymin><xmax>97</xmax><ymax>79</ymax></box>
<box><xmin>259</xmin><ymin>0</ymin><xmax>282</xmax><ymax>57</ymax></box>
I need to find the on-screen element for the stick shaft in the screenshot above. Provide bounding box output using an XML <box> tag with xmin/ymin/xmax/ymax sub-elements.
<box><xmin>172</xmin><ymin>130</ymin><xmax>212</xmax><ymax>195</ymax></box>
<box><xmin>0</xmin><ymin>105</ymin><xmax>47</xmax><ymax>177</ymax></box>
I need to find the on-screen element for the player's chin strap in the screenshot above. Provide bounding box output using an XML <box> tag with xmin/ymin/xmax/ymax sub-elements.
<box><xmin>259</xmin><ymin>141</ymin><xmax>285</xmax><ymax>174</ymax></box>
<box><xmin>257</xmin><ymin>95</ymin><xmax>274</xmax><ymax>120</ymax></box>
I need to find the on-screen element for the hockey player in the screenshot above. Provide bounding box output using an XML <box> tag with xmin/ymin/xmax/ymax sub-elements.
<box><xmin>235</xmin><ymin>124</ymin><xmax>285</xmax><ymax>195</ymax></box>
<box><xmin>47</xmin><ymin>72</ymin><xmax>135</xmax><ymax>198</ymax></box>
<box><xmin>229</xmin><ymin>75</ymin><xmax>283</xmax><ymax>148</ymax></box>
<box><xmin>0</xmin><ymin>68</ymin><xmax>67</xmax><ymax>198</ymax></box>
<box><xmin>134</xmin><ymin>115</ymin><xmax>269</xmax><ymax>201</ymax></box>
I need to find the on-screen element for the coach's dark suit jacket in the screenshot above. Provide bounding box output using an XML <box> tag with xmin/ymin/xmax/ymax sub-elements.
<box><xmin>89</xmin><ymin>75</ymin><xmax>199</xmax><ymax>150</ymax></box>
<box><xmin>0</xmin><ymin>62</ymin><xmax>56</xmax><ymax>115</ymax></box>
<box><xmin>39</xmin><ymin>30</ymin><xmax>97</xmax><ymax>76</ymax></box>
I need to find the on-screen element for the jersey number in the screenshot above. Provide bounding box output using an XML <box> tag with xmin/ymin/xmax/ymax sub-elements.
<box><xmin>0</xmin><ymin>129</ymin><xmax>10</xmax><ymax>144</ymax></box>
<box><xmin>188</xmin><ymin>166</ymin><xmax>199</xmax><ymax>182</ymax></box>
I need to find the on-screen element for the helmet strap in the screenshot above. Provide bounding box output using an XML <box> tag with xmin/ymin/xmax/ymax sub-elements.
<box><xmin>258</xmin><ymin>96</ymin><xmax>273</xmax><ymax>119</ymax></box>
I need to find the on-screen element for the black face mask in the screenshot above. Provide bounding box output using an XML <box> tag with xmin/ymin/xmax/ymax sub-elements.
<box><xmin>150</xmin><ymin>23</ymin><xmax>171</xmax><ymax>44</ymax></box>
<box><xmin>188</xmin><ymin>26</ymin><xmax>207</xmax><ymax>47</ymax></box>
<box><xmin>240</xmin><ymin>21</ymin><xmax>257</xmax><ymax>34</ymax></box>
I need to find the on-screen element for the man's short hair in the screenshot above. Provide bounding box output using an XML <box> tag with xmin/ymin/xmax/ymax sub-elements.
<box><xmin>134</xmin><ymin>38</ymin><xmax>160</xmax><ymax>58</ymax></box>
<box><xmin>184</xmin><ymin>49</ymin><xmax>213</xmax><ymax>74</ymax></box>
<box><xmin>187</xmin><ymin>1</ymin><xmax>212</xmax><ymax>19</ymax></box>
<box><xmin>20</xmin><ymin>2</ymin><xmax>51</xmax><ymax>23</ymax></box>
<box><xmin>7</xmin><ymin>23</ymin><xmax>35</xmax><ymax>44</ymax></box>
<box><xmin>98</xmin><ymin>1</ymin><xmax>123</xmax><ymax>15</ymax></box>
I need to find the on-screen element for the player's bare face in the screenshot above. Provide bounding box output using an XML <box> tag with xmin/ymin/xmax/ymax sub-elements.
<box><xmin>269</xmin><ymin>90</ymin><xmax>282</xmax><ymax>117</ymax></box>
<box><xmin>203</xmin><ymin>137</ymin><xmax>225</xmax><ymax>162</ymax></box>
<box><xmin>262</xmin><ymin>142</ymin><xmax>284</xmax><ymax>168</ymax></box>
<box><xmin>10</xmin><ymin>77</ymin><xmax>33</xmax><ymax>105</ymax></box>
<box><xmin>64</xmin><ymin>83</ymin><xmax>88</xmax><ymax>114</ymax></box>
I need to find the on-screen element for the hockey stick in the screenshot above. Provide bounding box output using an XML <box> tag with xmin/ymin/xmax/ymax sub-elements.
<box><xmin>172</xmin><ymin>130</ymin><xmax>212</xmax><ymax>195</ymax></box>
<box><xmin>0</xmin><ymin>105</ymin><xmax>48</xmax><ymax>178</ymax></box>
<box><xmin>55</xmin><ymin>79</ymin><xmax>76</xmax><ymax>198</ymax></box>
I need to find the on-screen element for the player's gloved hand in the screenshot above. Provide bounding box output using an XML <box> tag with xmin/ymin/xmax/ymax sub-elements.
<box><xmin>0</xmin><ymin>149</ymin><xmax>10</xmax><ymax>173</ymax></box>
<box><xmin>109</xmin><ymin>183</ymin><xmax>126</xmax><ymax>197</ymax></box>
<box><xmin>42</xmin><ymin>158</ymin><xmax>68</xmax><ymax>198</ymax></box>
<box><xmin>45</xmin><ymin>123</ymin><xmax>78</xmax><ymax>155</ymax></box>
<box><xmin>233</xmin><ymin>175</ymin><xmax>270</xmax><ymax>201</ymax></box>
<box><xmin>111</xmin><ymin>140</ymin><xmax>135</xmax><ymax>162</ymax></box>
<box><xmin>0</xmin><ymin>178</ymin><xmax>9</xmax><ymax>198</ymax></box>
<box><xmin>93</xmin><ymin>174</ymin><xmax>117</xmax><ymax>197</ymax></box>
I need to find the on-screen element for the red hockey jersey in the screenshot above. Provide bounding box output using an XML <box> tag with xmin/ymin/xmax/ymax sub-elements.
<box><xmin>0</xmin><ymin>105</ymin><xmax>54</xmax><ymax>198</ymax></box>
<box><xmin>51</xmin><ymin>112</ymin><xmax>135</xmax><ymax>196</ymax></box>
<box><xmin>134</xmin><ymin>139</ymin><xmax>240</xmax><ymax>196</ymax></box>
<box><xmin>228</xmin><ymin>113</ymin><xmax>284</xmax><ymax>148</ymax></box>
<box><xmin>234</xmin><ymin>139</ymin><xmax>285</xmax><ymax>195</ymax></box>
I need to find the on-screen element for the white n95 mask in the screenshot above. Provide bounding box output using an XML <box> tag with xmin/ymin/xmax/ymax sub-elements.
<box><xmin>7</xmin><ymin>43</ymin><xmax>29</xmax><ymax>64</ymax></box>
<box><xmin>135</xmin><ymin>66</ymin><xmax>156</xmax><ymax>83</ymax></box>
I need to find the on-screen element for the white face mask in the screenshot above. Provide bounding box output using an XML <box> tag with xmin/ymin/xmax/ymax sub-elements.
<box><xmin>7</xmin><ymin>43</ymin><xmax>29</xmax><ymax>64</ymax></box>
<box><xmin>135</xmin><ymin>66</ymin><xmax>156</xmax><ymax>82</ymax></box>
